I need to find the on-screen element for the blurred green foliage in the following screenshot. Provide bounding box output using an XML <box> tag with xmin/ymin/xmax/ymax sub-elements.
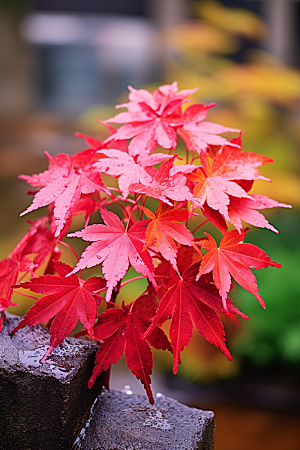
<box><xmin>232</xmin><ymin>210</ymin><xmax>300</xmax><ymax>368</ymax></box>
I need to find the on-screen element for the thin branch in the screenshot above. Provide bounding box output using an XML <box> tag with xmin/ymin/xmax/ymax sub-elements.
<box><xmin>114</xmin><ymin>200</ymin><xmax>131</xmax><ymax>220</ymax></box>
<box><xmin>95</xmin><ymin>286</ymin><xmax>108</xmax><ymax>294</ymax></box>
<box><xmin>139</xmin><ymin>195</ymin><xmax>148</xmax><ymax>220</ymax></box>
<box><xmin>106</xmin><ymin>186</ymin><xmax>122</xmax><ymax>193</ymax></box>
<box><xmin>191</xmin><ymin>151</ymin><xmax>199</xmax><ymax>164</ymax></box>
<box><xmin>103</xmin><ymin>279</ymin><xmax>121</xmax><ymax>390</ymax></box>
<box><xmin>108</xmin><ymin>280</ymin><xmax>121</xmax><ymax>307</ymax></box>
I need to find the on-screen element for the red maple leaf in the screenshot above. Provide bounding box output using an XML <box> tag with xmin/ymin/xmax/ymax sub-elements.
<box><xmin>143</xmin><ymin>263</ymin><xmax>247</xmax><ymax>374</ymax></box>
<box><xmin>140</xmin><ymin>202</ymin><xmax>195</xmax><ymax>270</ymax></box>
<box><xmin>215</xmin><ymin>136</ymin><xmax>274</xmax><ymax>171</ymax></box>
<box><xmin>68</xmin><ymin>208</ymin><xmax>156</xmax><ymax>301</ymax></box>
<box><xmin>0</xmin><ymin>248</ymin><xmax>37</xmax><ymax>330</ymax></box>
<box><xmin>0</xmin><ymin>296</ymin><xmax>18</xmax><ymax>331</ymax></box>
<box><xmin>0</xmin><ymin>255</ymin><xmax>34</xmax><ymax>304</ymax></box>
<box><xmin>9</xmin><ymin>215</ymin><xmax>60</xmax><ymax>270</ymax></box>
<box><xmin>88</xmin><ymin>290</ymin><xmax>172</xmax><ymax>404</ymax></box>
<box><xmin>75</xmin><ymin>129</ymin><xmax>129</xmax><ymax>156</ymax></box>
<box><xmin>176</xmin><ymin>243</ymin><xmax>202</xmax><ymax>275</ymax></box>
<box><xmin>11</xmin><ymin>261</ymin><xmax>105</xmax><ymax>361</ymax></box>
<box><xmin>20</xmin><ymin>152</ymin><xmax>110</xmax><ymax>237</ymax></box>
<box><xmin>197</xmin><ymin>229</ymin><xmax>281</xmax><ymax>310</ymax></box>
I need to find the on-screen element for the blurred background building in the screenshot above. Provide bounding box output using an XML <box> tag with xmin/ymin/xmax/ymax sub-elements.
<box><xmin>1</xmin><ymin>1</ymin><xmax>300</xmax><ymax>449</ymax></box>
<box><xmin>1</xmin><ymin>0</ymin><xmax>300</xmax><ymax>114</ymax></box>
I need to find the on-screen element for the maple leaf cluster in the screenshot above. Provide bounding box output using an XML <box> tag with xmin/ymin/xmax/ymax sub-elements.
<box><xmin>0</xmin><ymin>82</ymin><xmax>291</xmax><ymax>403</ymax></box>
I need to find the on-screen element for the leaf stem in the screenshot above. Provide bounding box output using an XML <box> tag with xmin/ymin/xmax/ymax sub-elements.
<box><xmin>139</xmin><ymin>195</ymin><xmax>148</xmax><ymax>220</ymax></box>
<box><xmin>190</xmin><ymin>150</ymin><xmax>198</xmax><ymax>164</ymax></box>
<box><xmin>13</xmin><ymin>290</ymin><xmax>38</xmax><ymax>301</ymax></box>
<box><xmin>192</xmin><ymin>219</ymin><xmax>208</xmax><ymax>234</ymax></box>
<box><xmin>125</xmin><ymin>194</ymin><xmax>141</xmax><ymax>232</ymax></box>
<box><xmin>59</xmin><ymin>241</ymin><xmax>80</xmax><ymax>261</ymax></box>
<box><xmin>186</xmin><ymin>146</ymin><xmax>189</xmax><ymax>165</ymax></box>
<box><xmin>117</xmin><ymin>201</ymin><xmax>132</xmax><ymax>220</ymax></box>
<box><xmin>17</xmin><ymin>271</ymin><xmax>32</xmax><ymax>283</ymax></box>
<box><xmin>120</xmin><ymin>276</ymin><xmax>146</xmax><ymax>288</ymax></box>
<box><xmin>106</xmin><ymin>187</ymin><xmax>122</xmax><ymax>193</ymax></box>
<box><xmin>103</xmin><ymin>279</ymin><xmax>121</xmax><ymax>390</ymax></box>
<box><xmin>95</xmin><ymin>286</ymin><xmax>108</xmax><ymax>294</ymax></box>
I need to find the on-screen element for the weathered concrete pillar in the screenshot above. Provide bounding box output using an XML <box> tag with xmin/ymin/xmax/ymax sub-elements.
<box><xmin>74</xmin><ymin>389</ymin><xmax>215</xmax><ymax>450</ymax></box>
<box><xmin>0</xmin><ymin>316</ymin><xmax>104</xmax><ymax>450</ymax></box>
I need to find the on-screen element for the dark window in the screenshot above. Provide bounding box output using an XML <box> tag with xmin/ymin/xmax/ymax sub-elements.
<box><xmin>31</xmin><ymin>0</ymin><xmax>148</xmax><ymax>16</ymax></box>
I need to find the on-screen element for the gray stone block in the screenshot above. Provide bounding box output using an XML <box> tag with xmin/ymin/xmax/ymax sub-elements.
<box><xmin>0</xmin><ymin>316</ymin><xmax>104</xmax><ymax>450</ymax></box>
<box><xmin>74</xmin><ymin>389</ymin><xmax>215</xmax><ymax>450</ymax></box>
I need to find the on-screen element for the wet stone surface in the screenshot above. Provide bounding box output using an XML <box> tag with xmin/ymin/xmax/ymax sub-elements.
<box><xmin>74</xmin><ymin>389</ymin><xmax>215</xmax><ymax>450</ymax></box>
<box><xmin>0</xmin><ymin>315</ymin><xmax>104</xmax><ymax>450</ymax></box>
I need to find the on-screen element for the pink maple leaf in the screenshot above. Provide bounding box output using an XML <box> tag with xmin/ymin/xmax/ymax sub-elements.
<box><xmin>68</xmin><ymin>208</ymin><xmax>156</xmax><ymax>301</ymax></box>
<box><xmin>20</xmin><ymin>152</ymin><xmax>110</xmax><ymax>237</ymax></box>
<box><xmin>187</xmin><ymin>139</ymin><xmax>287</xmax><ymax>233</ymax></box>
<box><xmin>9</xmin><ymin>215</ymin><xmax>60</xmax><ymax>270</ymax></box>
<box><xmin>227</xmin><ymin>194</ymin><xmax>292</xmax><ymax>233</ymax></box>
<box><xmin>129</xmin><ymin>156</ymin><xmax>194</xmax><ymax>205</ymax></box>
<box><xmin>94</xmin><ymin>149</ymin><xmax>171</xmax><ymax>197</ymax></box>
<box><xmin>178</xmin><ymin>104</ymin><xmax>240</xmax><ymax>156</ymax></box>
<box><xmin>104</xmin><ymin>82</ymin><xmax>198</xmax><ymax>155</ymax></box>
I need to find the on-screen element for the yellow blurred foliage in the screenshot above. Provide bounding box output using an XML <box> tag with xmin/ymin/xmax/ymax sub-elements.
<box><xmin>217</xmin><ymin>58</ymin><xmax>300</xmax><ymax>108</ymax></box>
<box><xmin>194</xmin><ymin>0</ymin><xmax>267</xmax><ymax>40</ymax></box>
<box><xmin>167</xmin><ymin>21</ymin><xmax>239</xmax><ymax>55</ymax></box>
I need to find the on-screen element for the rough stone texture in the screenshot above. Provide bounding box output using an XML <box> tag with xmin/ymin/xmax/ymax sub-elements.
<box><xmin>73</xmin><ymin>389</ymin><xmax>215</xmax><ymax>450</ymax></box>
<box><xmin>0</xmin><ymin>316</ymin><xmax>104</xmax><ymax>450</ymax></box>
